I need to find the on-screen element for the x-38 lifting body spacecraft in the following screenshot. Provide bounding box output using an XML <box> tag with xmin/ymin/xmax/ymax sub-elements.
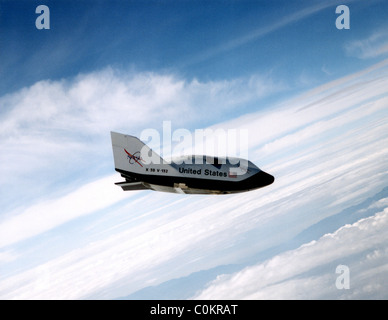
<box><xmin>111</xmin><ymin>132</ymin><xmax>274</xmax><ymax>195</ymax></box>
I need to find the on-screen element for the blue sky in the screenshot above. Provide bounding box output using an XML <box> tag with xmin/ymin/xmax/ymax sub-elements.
<box><xmin>2</xmin><ymin>0</ymin><xmax>386</xmax><ymax>94</ymax></box>
<box><xmin>1</xmin><ymin>0</ymin><xmax>388</xmax><ymax>299</ymax></box>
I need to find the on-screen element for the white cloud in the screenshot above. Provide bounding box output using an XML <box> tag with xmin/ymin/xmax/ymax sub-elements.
<box><xmin>256</xmin><ymin>95</ymin><xmax>388</xmax><ymax>156</ymax></box>
<box><xmin>345</xmin><ymin>29</ymin><xmax>388</xmax><ymax>59</ymax></box>
<box><xmin>192</xmin><ymin>207</ymin><xmax>388</xmax><ymax>300</ymax></box>
<box><xmin>0</xmin><ymin>192</ymin><xmax>269</xmax><ymax>299</ymax></box>
<box><xmin>205</xmin><ymin>59</ymin><xmax>388</xmax><ymax>158</ymax></box>
<box><xmin>0</xmin><ymin>68</ymin><xmax>282</xmax><ymax>218</ymax></box>
<box><xmin>0</xmin><ymin>68</ymin><xmax>277</xmax><ymax>177</ymax></box>
<box><xmin>0</xmin><ymin>175</ymin><xmax>129</xmax><ymax>248</ymax></box>
<box><xmin>0</xmin><ymin>250</ymin><xmax>17</xmax><ymax>264</ymax></box>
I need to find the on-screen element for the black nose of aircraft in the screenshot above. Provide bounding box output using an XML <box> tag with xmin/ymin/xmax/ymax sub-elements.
<box><xmin>256</xmin><ymin>170</ymin><xmax>275</xmax><ymax>187</ymax></box>
<box><xmin>241</xmin><ymin>170</ymin><xmax>274</xmax><ymax>192</ymax></box>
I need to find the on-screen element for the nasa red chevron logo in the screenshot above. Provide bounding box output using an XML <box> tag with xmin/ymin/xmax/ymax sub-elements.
<box><xmin>124</xmin><ymin>149</ymin><xmax>144</xmax><ymax>167</ymax></box>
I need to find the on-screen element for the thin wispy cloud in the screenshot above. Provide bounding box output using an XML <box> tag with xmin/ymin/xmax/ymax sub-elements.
<box><xmin>345</xmin><ymin>28</ymin><xmax>388</xmax><ymax>59</ymax></box>
<box><xmin>182</xmin><ymin>0</ymin><xmax>356</xmax><ymax>67</ymax></box>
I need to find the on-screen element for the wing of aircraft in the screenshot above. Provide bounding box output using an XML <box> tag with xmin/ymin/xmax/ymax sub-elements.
<box><xmin>111</xmin><ymin>131</ymin><xmax>274</xmax><ymax>194</ymax></box>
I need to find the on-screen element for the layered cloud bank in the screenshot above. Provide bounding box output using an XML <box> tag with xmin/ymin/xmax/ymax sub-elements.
<box><xmin>0</xmin><ymin>59</ymin><xmax>387</xmax><ymax>299</ymax></box>
<box><xmin>193</xmin><ymin>207</ymin><xmax>388</xmax><ymax>300</ymax></box>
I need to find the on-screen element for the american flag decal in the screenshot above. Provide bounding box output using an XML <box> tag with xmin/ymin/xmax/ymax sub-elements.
<box><xmin>228</xmin><ymin>171</ymin><xmax>237</xmax><ymax>178</ymax></box>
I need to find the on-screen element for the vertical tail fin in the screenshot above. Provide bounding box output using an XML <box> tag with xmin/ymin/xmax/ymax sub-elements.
<box><xmin>111</xmin><ymin>132</ymin><xmax>164</xmax><ymax>174</ymax></box>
